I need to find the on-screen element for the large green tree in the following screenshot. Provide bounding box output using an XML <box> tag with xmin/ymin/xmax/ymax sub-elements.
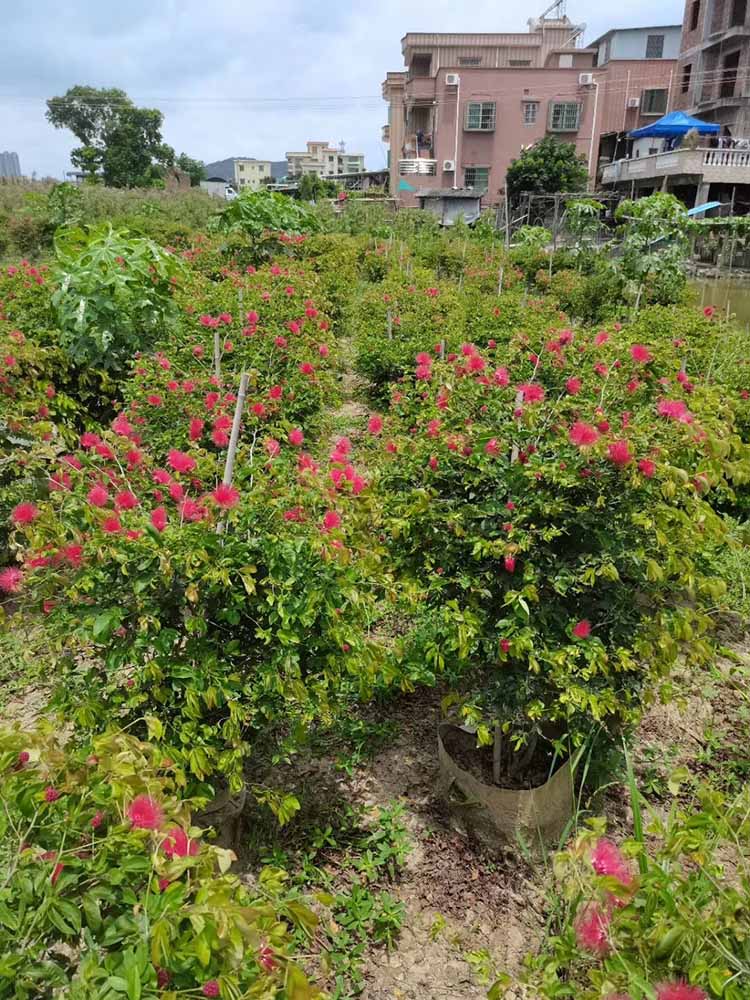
<box><xmin>46</xmin><ymin>85</ymin><xmax>175</xmax><ymax>188</ymax></box>
<box><xmin>175</xmin><ymin>153</ymin><xmax>206</xmax><ymax>187</ymax></box>
<box><xmin>505</xmin><ymin>137</ymin><xmax>588</xmax><ymax>202</ymax></box>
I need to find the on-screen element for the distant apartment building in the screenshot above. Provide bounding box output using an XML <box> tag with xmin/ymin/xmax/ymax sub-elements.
<box><xmin>286</xmin><ymin>141</ymin><xmax>366</xmax><ymax>178</ymax></box>
<box><xmin>0</xmin><ymin>151</ymin><xmax>21</xmax><ymax>178</ymax></box>
<box><xmin>675</xmin><ymin>0</ymin><xmax>750</xmax><ymax>135</ymax></box>
<box><xmin>382</xmin><ymin>10</ymin><xmax>680</xmax><ymax>206</ymax></box>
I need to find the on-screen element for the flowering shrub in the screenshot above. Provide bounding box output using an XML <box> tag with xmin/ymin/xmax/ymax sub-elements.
<box><xmin>368</xmin><ymin>319</ymin><xmax>741</xmax><ymax>751</ymax></box>
<box><xmin>0</xmin><ymin>725</ymin><xmax>322</xmax><ymax>998</ymax></box>
<box><xmin>507</xmin><ymin>790</ymin><xmax>750</xmax><ymax>999</ymax></box>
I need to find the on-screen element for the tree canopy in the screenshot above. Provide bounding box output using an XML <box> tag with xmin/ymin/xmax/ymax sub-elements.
<box><xmin>175</xmin><ymin>153</ymin><xmax>206</xmax><ymax>187</ymax></box>
<box><xmin>505</xmin><ymin>137</ymin><xmax>588</xmax><ymax>202</ymax></box>
<box><xmin>46</xmin><ymin>86</ymin><xmax>201</xmax><ymax>189</ymax></box>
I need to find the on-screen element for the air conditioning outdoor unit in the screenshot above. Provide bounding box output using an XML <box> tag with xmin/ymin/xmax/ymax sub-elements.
<box><xmin>445</xmin><ymin>73</ymin><xmax>460</xmax><ymax>86</ymax></box>
<box><xmin>627</xmin><ymin>97</ymin><xmax>640</xmax><ymax>109</ymax></box>
<box><xmin>579</xmin><ymin>72</ymin><xmax>595</xmax><ymax>86</ymax></box>
<box><xmin>443</xmin><ymin>159</ymin><xmax>456</xmax><ymax>171</ymax></box>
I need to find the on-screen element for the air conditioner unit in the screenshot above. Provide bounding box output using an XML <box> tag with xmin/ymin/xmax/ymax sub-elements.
<box><xmin>445</xmin><ymin>73</ymin><xmax>460</xmax><ymax>86</ymax></box>
<box><xmin>443</xmin><ymin>159</ymin><xmax>456</xmax><ymax>171</ymax></box>
<box><xmin>579</xmin><ymin>72</ymin><xmax>595</xmax><ymax>86</ymax></box>
<box><xmin>627</xmin><ymin>97</ymin><xmax>640</xmax><ymax>109</ymax></box>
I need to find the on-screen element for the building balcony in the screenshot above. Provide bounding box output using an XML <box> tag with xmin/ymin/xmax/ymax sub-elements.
<box><xmin>382</xmin><ymin>124</ymin><xmax>390</xmax><ymax>143</ymax></box>
<box><xmin>405</xmin><ymin>76</ymin><xmax>436</xmax><ymax>103</ymax></box>
<box><xmin>398</xmin><ymin>159</ymin><xmax>438</xmax><ymax>176</ymax></box>
<box><xmin>601</xmin><ymin>146</ymin><xmax>750</xmax><ymax>186</ymax></box>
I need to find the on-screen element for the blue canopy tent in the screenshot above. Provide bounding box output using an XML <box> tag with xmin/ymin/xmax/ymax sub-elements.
<box><xmin>628</xmin><ymin>111</ymin><xmax>720</xmax><ymax>139</ymax></box>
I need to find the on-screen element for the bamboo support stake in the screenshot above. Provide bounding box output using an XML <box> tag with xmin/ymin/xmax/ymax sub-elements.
<box><xmin>217</xmin><ymin>371</ymin><xmax>250</xmax><ymax>535</ymax></box>
<box><xmin>440</xmin><ymin>338</ymin><xmax>446</xmax><ymax>360</ymax></box>
<box><xmin>493</xmin><ymin>723</ymin><xmax>502</xmax><ymax>786</ymax></box>
<box><xmin>510</xmin><ymin>389</ymin><xmax>524</xmax><ymax>464</ymax></box>
<box><xmin>213</xmin><ymin>329</ymin><xmax>222</xmax><ymax>381</ymax></box>
<box><xmin>387</xmin><ymin>308</ymin><xmax>393</xmax><ymax>341</ymax></box>
<box><xmin>497</xmin><ymin>266</ymin><xmax>504</xmax><ymax>295</ymax></box>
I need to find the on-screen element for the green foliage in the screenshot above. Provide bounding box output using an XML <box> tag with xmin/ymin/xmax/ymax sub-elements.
<box><xmin>298</xmin><ymin>174</ymin><xmax>339</xmax><ymax>201</ymax></box>
<box><xmin>213</xmin><ymin>189</ymin><xmax>320</xmax><ymax>241</ymax></box>
<box><xmin>506</xmin><ymin>137</ymin><xmax>588</xmax><ymax>201</ymax></box>
<box><xmin>510</xmin><ymin>795</ymin><xmax>750</xmax><ymax>999</ymax></box>
<box><xmin>51</xmin><ymin>224</ymin><xmax>182</xmax><ymax>370</ymax></box>
<box><xmin>0</xmin><ymin>725</ymin><xmax>322</xmax><ymax>998</ymax></box>
<box><xmin>175</xmin><ymin>152</ymin><xmax>206</xmax><ymax>186</ymax></box>
<box><xmin>46</xmin><ymin>86</ymin><xmax>174</xmax><ymax>188</ymax></box>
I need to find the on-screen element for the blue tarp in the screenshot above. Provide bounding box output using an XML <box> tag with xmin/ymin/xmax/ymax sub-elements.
<box><xmin>629</xmin><ymin>111</ymin><xmax>720</xmax><ymax>139</ymax></box>
<box><xmin>687</xmin><ymin>201</ymin><xmax>723</xmax><ymax>217</ymax></box>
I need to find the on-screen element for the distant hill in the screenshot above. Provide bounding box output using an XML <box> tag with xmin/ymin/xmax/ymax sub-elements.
<box><xmin>204</xmin><ymin>158</ymin><xmax>287</xmax><ymax>182</ymax></box>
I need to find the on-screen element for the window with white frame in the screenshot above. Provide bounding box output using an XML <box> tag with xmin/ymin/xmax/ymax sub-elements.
<box><xmin>464</xmin><ymin>102</ymin><xmax>496</xmax><ymax>131</ymax></box>
<box><xmin>548</xmin><ymin>102</ymin><xmax>581</xmax><ymax>131</ymax></box>
<box><xmin>464</xmin><ymin>166</ymin><xmax>489</xmax><ymax>190</ymax></box>
<box><xmin>522</xmin><ymin>101</ymin><xmax>539</xmax><ymax>125</ymax></box>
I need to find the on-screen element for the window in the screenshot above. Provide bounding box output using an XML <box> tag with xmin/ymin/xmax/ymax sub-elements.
<box><xmin>641</xmin><ymin>88</ymin><xmax>668</xmax><ymax>115</ymax></box>
<box><xmin>731</xmin><ymin>0</ymin><xmax>747</xmax><ymax>26</ymax></box>
<box><xmin>522</xmin><ymin>101</ymin><xmax>539</xmax><ymax>124</ymax></box>
<box><xmin>646</xmin><ymin>34</ymin><xmax>665</xmax><ymax>58</ymax></box>
<box><xmin>458</xmin><ymin>56</ymin><xmax>482</xmax><ymax>66</ymax></box>
<box><xmin>690</xmin><ymin>1</ymin><xmax>700</xmax><ymax>30</ymax></box>
<box><xmin>239</xmin><ymin>164</ymin><xmax>245</xmax><ymax>172</ymax></box>
<box><xmin>682</xmin><ymin>63</ymin><xmax>692</xmax><ymax>93</ymax></box>
<box><xmin>328</xmin><ymin>155</ymin><xmax>334</xmax><ymax>162</ymax></box>
<box><xmin>559</xmin><ymin>53</ymin><xmax>573</xmax><ymax>68</ymax></box>
<box><xmin>464</xmin><ymin>101</ymin><xmax>496</xmax><ymax>130</ymax></box>
<box><xmin>510</xmin><ymin>59</ymin><xmax>532</xmax><ymax>67</ymax></box>
<box><xmin>464</xmin><ymin>166</ymin><xmax>489</xmax><ymax>190</ymax></box>
<box><xmin>548</xmin><ymin>101</ymin><xmax>581</xmax><ymax>131</ymax></box>
<box><xmin>721</xmin><ymin>50</ymin><xmax>740</xmax><ymax>97</ymax></box>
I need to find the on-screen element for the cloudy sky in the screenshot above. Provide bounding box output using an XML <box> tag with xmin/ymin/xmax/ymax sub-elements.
<box><xmin>2</xmin><ymin>0</ymin><xmax>679</xmax><ymax>178</ymax></box>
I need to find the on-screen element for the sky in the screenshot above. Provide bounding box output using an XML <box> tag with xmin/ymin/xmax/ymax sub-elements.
<box><xmin>1</xmin><ymin>0</ymin><xmax>680</xmax><ymax>179</ymax></box>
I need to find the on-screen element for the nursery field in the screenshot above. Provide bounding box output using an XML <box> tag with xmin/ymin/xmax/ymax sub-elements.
<box><xmin>2</xmin><ymin>185</ymin><xmax>750</xmax><ymax>1000</ymax></box>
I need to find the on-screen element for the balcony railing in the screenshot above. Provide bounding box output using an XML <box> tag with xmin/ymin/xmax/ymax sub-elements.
<box><xmin>398</xmin><ymin>159</ymin><xmax>437</xmax><ymax>176</ymax></box>
<box><xmin>601</xmin><ymin>146</ymin><xmax>750</xmax><ymax>185</ymax></box>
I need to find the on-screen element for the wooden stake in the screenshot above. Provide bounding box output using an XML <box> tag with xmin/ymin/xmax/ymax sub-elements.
<box><xmin>387</xmin><ymin>308</ymin><xmax>393</xmax><ymax>340</ymax></box>
<box><xmin>493</xmin><ymin>723</ymin><xmax>502</xmax><ymax>786</ymax></box>
<box><xmin>440</xmin><ymin>338</ymin><xmax>445</xmax><ymax>359</ymax></box>
<box><xmin>217</xmin><ymin>371</ymin><xmax>250</xmax><ymax>535</ymax></box>
<box><xmin>497</xmin><ymin>266</ymin><xmax>504</xmax><ymax>295</ymax></box>
<box><xmin>213</xmin><ymin>329</ymin><xmax>222</xmax><ymax>381</ymax></box>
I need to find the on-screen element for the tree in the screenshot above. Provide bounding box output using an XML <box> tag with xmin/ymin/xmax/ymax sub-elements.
<box><xmin>298</xmin><ymin>173</ymin><xmax>339</xmax><ymax>201</ymax></box>
<box><xmin>46</xmin><ymin>85</ymin><xmax>174</xmax><ymax>188</ymax></box>
<box><xmin>505</xmin><ymin>137</ymin><xmax>588</xmax><ymax>202</ymax></box>
<box><xmin>175</xmin><ymin>153</ymin><xmax>206</xmax><ymax>187</ymax></box>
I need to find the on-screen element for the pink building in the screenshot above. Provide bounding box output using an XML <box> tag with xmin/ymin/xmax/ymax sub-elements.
<box><xmin>382</xmin><ymin>12</ymin><xmax>680</xmax><ymax>206</ymax></box>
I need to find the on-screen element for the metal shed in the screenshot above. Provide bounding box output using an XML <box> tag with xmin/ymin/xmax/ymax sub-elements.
<box><xmin>417</xmin><ymin>188</ymin><xmax>484</xmax><ymax>226</ymax></box>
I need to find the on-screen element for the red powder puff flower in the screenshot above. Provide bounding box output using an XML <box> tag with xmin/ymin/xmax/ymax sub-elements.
<box><xmin>573</xmin><ymin>620</ymin><xmax>591</xmax><ymax>639</ymax></box>
<box><xmin>657</xmin><ymin>399</ymin><xmax>694</xmax><ymax>424</ymax></box>
<box><xmin>44</xmin><ymin>786</ymin><xmax>61</xmax><ymax>802</ymax></box>
<box><xmin>163</xmin><ymin>826</ymin><xmax>199</xmax><ymax>859</ymax></box>
<box><xmin>126</xmin><ymin>794</ymin><xmax>164</xmax><ymax>830</ymax></box>
<box><xmin>80</xmin><ymin>431</ymin><xmax>100</xmax><ymax>449</ymax></box>
<box><xmin>569</xmin><ymin>422</ymin><xmax>599</xmax><ymax>448</ymax></box>
<box><xmin>485</xmin><ymin>439</ymin><xmax>500</xmax><ymax>456</ymax></box>
<box><xmin>180</xmin><ymin>498</ymin><xmax>206</xmax><ymax>522</ymax></box>
<box><xmin>574</xmin><ymin>902</ymin><xmax>610</xmax><ymax>955</ymax></box>
<box><xmin>268</xmin><ymin>385</ymin><xmax>283</xmax><ymax>400</ymax></box>
<box><xmin>115</xmin><ymin>491</ymin><xmax>139</xmax><ymax>511</ymax></box>
<box><xmin>703</xmin><ymin>306</ymin><xmax>715</xmax><ymax>318</ymax></box>
<box><xmin>202</xmin><ymin>982</ymin><xmax>220</xmax><ymax>998</ymax></box>
<box><xmin>91</xmin><ymin>811</ymin><xmax>104</xmax><ymax>829</ymax></box>
<box><xmin>288</xmin><ymin>428</ymin><xmax>304</xmax><ymax>447</ymax></box>
<box><xmin>594</xmin><ymin>331</ymin><xmax>609</xmax><ymax>347</ymax></box>
<box><xmin>168</xmin><ymin>449</ymin><xmax>196</xmax><ymax>474</ymax></box>
<box><xmin>151</xmin><ymin>507</ymin><xmax>168</xmax><ymax>532</ymax></box>
<box><xmin>638</xmin><ymin>458</ymin><xmax>656</xmax><ymax>478</ymax></box>
<box><xmin>656</xmin><ymin>984</ymin><xmax>706</xmax><ymax>1000</ymax></box>
<box><xmin>156</xmin><ymin>969</ymin><xmax>170</xmax><ymax>989</ymax></box>
<box><xmin>11</xmin><ymin>502</ymin><xmax>38</xmax><ymax>525</ymax></box>
<box><xmin>504</xmin><ymin>555</ymin><xmax>516</xmax><ymax>573</ymax></box>
<box><xmin>102</xmin><ymin>516</ymin><xmax>122</xmax><ymax>534</ymax></box>
<box><xmin>169</xmin><ymin>483</ymin><xmax>184</xmax><ymax>502</ymax></box>
<box><xmin>566</xmin><ymin>377</ymin><xmax>582</xmax><ymax>395</ymax></box>
<box><xmin>265</xmin><ymin>438</ymin><xmax>280</xmax><ymax>458</ymax></box>
<box><xmin>147</xmin><ymin>395</ymin><xmax>162</xmax><ymax>407</ymax></box>
<box><xmin>212</xmin><ymin>484</ymin><xmax>240</xmax><ymax>509</ymax></box>
<box><xmin>607</xmin><ymin>440</ymin><xmax>633</xmax><ymax>467</ymax></box>
<box><xmin>212</xmin><ymin>428</ymin><xmax>229</xmax><ymax>448</ymax></box>
<box><xmin>299</xmin><ymin>362</ymin><xmax>314</xmax><ymax>375</ymax></box>
<box><xmin>319</xmin><ymin>343</ymin><xmax>329</xmax><ymax>357</ymax></box>
<box><xmin>415</xmin><ymin>364</ymin><xmax>432</xmax><ymax>381</ymax></box>
<box><xmin>517</xmin><ymin>383</ymin><xmax>545</xmax><ymax>404</ymax></box>
<box><xmin>189</xmin><ymin>418</ymin><xmax>205</xmax><ymax>441</ymax></box>
<box><xmin>88</xmin><ymin>484</ymin><xmax>109</xmax><ymax>507</ymax></box>
<box><xmin>500</xmin><ymin>639</ymin><xmax>511</xmax><ymax>653</ymax></box>
<box><xmin>284</xmin><ymin>507</ymin><xmax>304</xmax><ymax>522</ymax></box>
<box><xmin>591</xmin><ymin>838</ymin><xmax>633</xmax><ymax>885</ymax></box>
<box><xmin>153</xmin><ymin>469</ymin><xmax>171</xmax><ymax>485</ymax></box>
<box><xmin>494</xmin><ymin>367</ymin><xmax>510</xmax><ymax>386</ymax></box>
<box><xmin>631</xmin><ymin>344</ymin><xmax>652</xmax><ymax>364</ymax></box>
<box><xmin>322</xmin><ymin>510</ymin><xmax>341</xmax><ymax>532</ymax></box>
<box><xmin>368</xmin><ymin>415</ymin><xmax>383</xmax><ymax>435</ymax></box>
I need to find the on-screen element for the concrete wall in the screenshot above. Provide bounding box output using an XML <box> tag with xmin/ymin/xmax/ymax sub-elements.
<box><xmin>609</xmin><ymin>27</ymin><xmax>682</xmax><ymax>61</ymax></box>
